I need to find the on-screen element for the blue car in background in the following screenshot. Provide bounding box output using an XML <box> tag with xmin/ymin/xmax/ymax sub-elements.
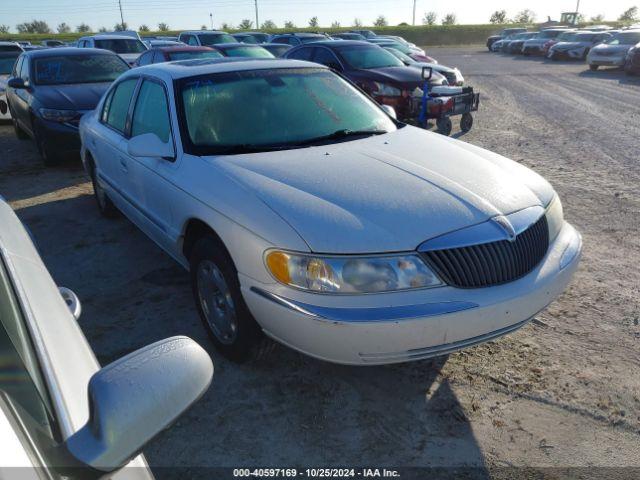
<box><xmin>6</xmin><ymin>47</ymin><xmax>129</xmax><ymax>165</ymax></box>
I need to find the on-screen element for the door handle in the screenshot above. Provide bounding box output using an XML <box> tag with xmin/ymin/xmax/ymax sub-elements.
<box><xmin>119</xmin><ymin>157</ymin><xmax>128</xmax><ymax>173</ymax></box>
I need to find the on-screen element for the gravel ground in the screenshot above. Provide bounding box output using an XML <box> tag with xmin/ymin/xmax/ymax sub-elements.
<box><xmin>0</xmin><ymin>46</ymin><xmax>639</xmax><ymax>478</ymax></box>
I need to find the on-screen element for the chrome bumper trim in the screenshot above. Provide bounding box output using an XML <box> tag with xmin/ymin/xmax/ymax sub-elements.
<box><xmin>249</xmin><ymin>287</ymin><xmax>478</xmax><ymax>323</ymax></box>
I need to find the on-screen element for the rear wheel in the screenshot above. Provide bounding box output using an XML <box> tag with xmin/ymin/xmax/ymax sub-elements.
<box><xmin>189</xmin><ymin>235</ymin><xmax>263</xmax><ymax>362</ymax></box>
<box><xmin>589</xmin><ymin>64</ymin><xmax>599</xmax><ymax>71</ymax></box>
<box><xmin>90</xmin><ymin>164</ymin><xmax>118</xmax><ymax>217</ymax></box>
<box><xmin>460</xmin><ymin>113</ymin><xmax>473</xmax><ymax>133</ymax></box>
<box><xmin>36</xmin><ymin>132</ymin><xmax>62</xmax><ymax>166</ymax></box>
<box><xmin>436</xmin><ymin>117</ymin><xmax>452</xmax><ymax>136</ymax></box>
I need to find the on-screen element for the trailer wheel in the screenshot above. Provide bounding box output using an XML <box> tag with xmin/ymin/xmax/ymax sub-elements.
<box><xmin>436</xmin><ymin>117</ymin><xmax>452</xmax><ymax>136</ymax></box>
<box><xmin>460</xmin><ymin>113</ymin><xmax>473</xmax><ymax>133</ymax></box>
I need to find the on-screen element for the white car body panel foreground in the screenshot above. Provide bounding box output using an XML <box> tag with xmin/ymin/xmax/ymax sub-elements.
<box><xmin>80</xmin><ymin>59</ymin><xmax>582</xmax><ymax>364</ymax></box>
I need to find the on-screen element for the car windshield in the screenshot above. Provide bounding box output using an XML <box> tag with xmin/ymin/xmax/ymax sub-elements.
<box><xmin>265</xmin><ymin>45</ymin><xmax>290</xmax><ymax>56</ymax></box>
<box><xmin>251</xmin><ymin>34</ymin><xmax>270</xmax><ymax>43</ymax></box>
<box><xmin>384</xmin><ymin>42</ymin><xmax>413</xmax><ymax>54</ymax></box>
<box><xmin>199</xmin><ymin>33</ymin><xmax>236</xmax><ymax>45</ymax></box>
<box><xmin>168</xmin><ymin>50</ymin><xmax>223</xmax><ymax>61</ymax></box>
<box><xmin>34</xmin><ymin>54</ymin><xmax>129</xmax><ymax>85</ymax></box>
<box><xmin>0</xmin><ymin>45</ymin><xmax>22</xmax><ymax>52</ymax></box>
<box><xmin>338</xmin><ymin>34</ymin><xmax>364</xmax><ymax>40</ymax></box>
<box><xmin>337</xmin><ymin>45</ymin><xmax>403</xmax><ymax>69</ymax></box>
<box><xmin>557</xmin><ymin>32</ymin><xmax>578</xmax><ymax>41</ymax></box>
<box><xmin>95</xmin><ymin>38</ymin><xmax>147</xmax><ymax>54</ymax></box>
<box><xmin>221</xmin><ymin>46</ymin><xmax>274</xmax><ymax>58</ymax></box>
<box><xmin>384</xmin><ymin>47</ymin><xmax>415</xmax><ymax>64</ymax></box>
<box><xmin>236</xmin><ymin>35</ymin><xmax>258</xmax><ymax>44</ymax></box>
<box><xmin>0</xmin><ymin>53</ymin><xmax>20</xmax><ymax>74</ymax></box>
<box><xmin>605</xmin><ymin>32</ymin><xmax>640</xmax><ymax>45</ymax></box>
<box><xmin>538</xmin><ymin>30</ymin><xmax>565</xmax><ymax>39</ymax></box>
<box><xmin>574</xmin><ymin>33</ymin><xmax>598</xmax><ymax>41</ymax></box>
<box><xmin>179</xmin><ymin>67</ymin><xmax>396</xmax><ymax>154</ymax></box>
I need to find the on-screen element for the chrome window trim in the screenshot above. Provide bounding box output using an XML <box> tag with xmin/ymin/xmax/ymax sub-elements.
<box><xmin>250</xmin><ymin>286</ymin><xmax>478</xmax><ymax>323</ymax></box>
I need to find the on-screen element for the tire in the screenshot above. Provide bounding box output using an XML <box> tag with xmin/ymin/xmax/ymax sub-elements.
<box><xmin>189</xmin><ymin>235</ymin><xmax>263</xmax><ymax>362</ymax></box>
<box><xmin>436</xmin><ymin>117</ymin><xmax>452</xmax><ymax>136</ymax></box>
<box><xmin>460</xmin><ymin>113</ymin><xmax>473</xmax><ymax>133</ymax></box>
<box><xmin>589</xmin><ymin>64</ymin><xmax>599</xmax><ymax>71</ymax></box>
<box><xmin>12</xmin><ymin>117</ymin><xmax>29</xmax><ymax>140</ymax></box>
<box><xmin>33</xmin><ymin>122</ymin><xmax>61</xmax><ymax>166</ymax></box>
<box><xmin>90</xmin><ymin>164</ymin><xmax>118</xmax><ymax>218</ymax></box>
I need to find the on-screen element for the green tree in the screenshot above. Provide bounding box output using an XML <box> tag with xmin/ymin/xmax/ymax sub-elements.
<box><xmin>0</xmin><ymin>25</ymin><xmax>9</xmax><ymax>34</ymax></box>
<box><xmin>200</xmin><ymin>25</ymin><xmax>207</xmax><ymax>30</ymax></box>
<box><xmin>76</xmin><ymin>23</ymin><xmax>91</xmax><ymax>33</ymax></box>
<box><xmin>221</xmin><ymin>22</ymin><xmax>233</xmax><ymax>30</ymax></box>
<box><xmin>353</xmin><ymin>18</ymin><xmax>363</xmax><ymax>27</ymax></box>
<box><xmin>590</xmin><ymin>14</ymin><xmax>605</xmax><ymax>22</ymax></box>
<box><xmin>308</xmin><ymin>16</ymin><xmax>319</xmax><ymax>27</ymax></box>
<box><xmin>114</xmin><ymin>22</ymin><xmax>128</xmax><ymax>31</ymax></box>
<box><xmin>331</xmin><ymin>20</ymin><xmax>341</xmax><ymax>28</ymax></box>
<box><xmin>139</xmin><ymin>24</ymin><xmax>150</xmax><ymax>32</ymax></box>
<box><xmin>158</xmin><ymin>22</ymin><xmax>170</xmax><ymax>31</ymax></box>
<box><xmin>618</xmin><ymin>6</ymin><xmax>639</xmax><ymax>22</ymax></box>
<box><xmin>373</xmin><ymin>15</ymin><xmax>388</xmax><ymax>27</ymax></box>
<box><xmin>57</xmin><ymin>22</ymin><xmax>71</xmax><ymax>33</ymax></box>
<box><xmin>513</xmin><ymin>9</ymin><xmax>536</xmax><ymax>24</ymax></box>
<box><xmin>284</xmin><ymin>20</ymin><xmax>295</xmax><ymax>28</ymax></box>
<box><xmin>16</xmin><ymin>20</ymin><xmax>51</xmax><ymax>34</ymax></box>
<box><xmin>490</xmin><ymin>10</ymin><xmax>508</xmax><ymax>24</ymax></box>
<box><xmin>441</xmin><ymin>13</ymin><xmax>457</xmax><ymax>25</ymax></box>
<box><xmin>238</xmin><ymin>19</ymin><xmax>253</xmax><ymax>29</ymax></box>
<box><xmin>422</xmin><ymin>12</ymin><xmax>437</xmax><ymax>25</ymax></box>
<box><xmin>261</xmin><ymin>20</ymin><xmax>277</xmax><ymax>29</ymax></box>
<box><xmin>98</xmin><ymin>27</ymin><xmax>108</xmax><ymax>33</ymax></box>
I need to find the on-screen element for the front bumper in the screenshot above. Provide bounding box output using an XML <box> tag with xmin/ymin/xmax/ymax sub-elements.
<box><xmin>35</xmin><ymin>117</ymin><xmax>81</xmax><ymax>153</ymax></box>
<box><xmin>523</xmin><ymin>44</ymin><xmax>545</xmax><ymax>55</ymax></box>
<box><xmin>588</xmin><ymin>53</ymin><xmax>626</xmax><ymax>67</ymax></box>
<box><xmin>241</xmin><ymin>222</ymin><xmax>582</xmax><ymax>365</ymax></box>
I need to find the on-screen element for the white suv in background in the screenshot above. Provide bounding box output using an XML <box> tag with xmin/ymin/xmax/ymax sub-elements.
<box><xmin>77</xmin><ymin>34</ymin><xmax>148</xmax><ymax>65</ymax></box>
<box><xmin>177</xmin><ymin>30</ymin><xmax>236</xmax><ymax>46</ymax></box>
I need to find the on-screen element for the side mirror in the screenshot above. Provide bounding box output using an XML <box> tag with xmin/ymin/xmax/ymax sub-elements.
<box><xmin>127</xmin><ymin>133</ymin><xmax>175</xmax><ymax>159</ymax></box>
<box><xmin>59</xmin><ymin>287</ymin><xmax>81</xmax><ymax>320</ymax></box>
<box><xmin>65</xmin><ymin>336</ymin><xmax>213</xmax><ymax>472</ymax></box>
<box><xmin>421</xmin><ymin>66</ymin><xmax>433</xmax><ymax>81</ymax></box>
<box><xmin>7</xmin><ymin>77</ymin><xmax>26</xmax><ymax>89</ymax></box>
<box><xmin>380</xmin><ymin>104</ymin><xmax>397</xmax><ymax>119</ymax></box>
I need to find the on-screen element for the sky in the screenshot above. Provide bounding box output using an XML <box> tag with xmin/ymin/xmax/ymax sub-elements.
<box><xmin>5</xmin><ymin>0</ymin><xmax>637</xmax><ymax>32</ymax></box>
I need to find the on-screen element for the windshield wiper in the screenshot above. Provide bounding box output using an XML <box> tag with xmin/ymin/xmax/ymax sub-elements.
<box><xmin>292</xmin><ymin>129</ymin><xmax>388</xmax><ymax>147</ymax></box>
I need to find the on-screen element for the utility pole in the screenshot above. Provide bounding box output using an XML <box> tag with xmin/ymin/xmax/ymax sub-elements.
<box><xmin>118</xmin><ymin>0</ymin><xmax>125</xmax><ymax>29</ymax></box>
<box><xmin>210</xmin><ymin>12</ymin><xmax>213</xmax><ymax>30</ymax></box>
<box><xmin>254</xmin><ymin>0</ymin><xmax>259</xmax><ymax>29</ymax></box>
<box><xmin>412</xmin><ymin>0</ymin><xmax>417</xmax><ymax>26</ymax></box>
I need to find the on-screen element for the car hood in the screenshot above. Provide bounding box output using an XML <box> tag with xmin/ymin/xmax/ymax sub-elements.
<box><xmin>591</xmin><ymin>44</ymin><xmax>632</xmax><ymax>54</ymax></box>
<box><xmin>355</xmin><ymin>66</ymin><xmax>446</xmax><ymax>87</ymax></box>
<box><xmin>208</xmin><ymin>127</ymin><xmax>554</xmax><ymax>253</ymax></box>
<box><xmin>34</xmin><ymin>82</ymin><xmax>111</xmax><ymax>110</ymax></box>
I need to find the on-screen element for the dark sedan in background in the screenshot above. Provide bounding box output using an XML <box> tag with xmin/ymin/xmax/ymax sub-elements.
<box><xmin>284</xmin><ymin>40</ymin><xmax>447</xmax><ymax>121</ymax></box>
<box><xmin>260</xmin><ymin>43</ymin><xmax>292</xmax><ymax>57</ymax></box>
<box><xmin>6</xmin><ymin>48</ymin><xmax>129</xmax><ymax>165</ymax></box>
<box><xmin>209</xmin><ymin>43</ymin><xmax>275</xmax><ymax>58</ymax></box>
<box><xmin>134</xmin><ymin>45</ymin><xmax>222</xmax><ymax>66</ymax></box>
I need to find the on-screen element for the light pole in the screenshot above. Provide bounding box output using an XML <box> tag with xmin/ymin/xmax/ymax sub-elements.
<box><xmin>118</xmin><ymin>0</ymin><xmax>125</xmax><ymax>29</ymax></box>
<box><xmin>412</xmin><ymin>0</ymin><xmax>417</xmax><ymax>26</ymax></box>
<box><xmin>210</xmin><ymin>12</ymin><xmax>213</xmax><ymax>30</ymax></box>
<box><xmin>254</xmin><ymin>0</ymin><xmax>259</xmax><ymax>29</ymax></box>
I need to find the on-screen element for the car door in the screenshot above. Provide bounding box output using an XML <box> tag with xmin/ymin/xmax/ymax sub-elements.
<box><xmin>93</xmin><ymin>77</ymin><xmax>139</xmax><ymax>219</ymax></box>
<box><xmin>12</xmin><ymin>56</ymin><xmax>33</xmax><ymax>135</ymax></box>
<box><xmin>123</xmin><ymin>77</ymin><xmax>178</xmax><ymax>252</ymax></box>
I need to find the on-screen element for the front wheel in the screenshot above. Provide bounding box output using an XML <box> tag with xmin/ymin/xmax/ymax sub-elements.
<box><xmin>90</xmin><ymin>166</ymin><xmax>118</xmax><ymax>217</ymax></box>
<box><xmin>436</xmin><ymin>117</ymin><xmax>452</xmax><ymax>136</ymax></box>
<box><xmin>190</xmin><ymin>235</ymin><xmax>263</xmax><ymax>362</ymax></box>
<box><xmin>589</xmin><ymin>64</ymin><xmax>599</xmax><ymax>71</ymax></box>
<box><xmin>460</xmin><ymin>113</ymin><xmax>473</xmax><ymax>133</ymax></box>
<box><xmin>12</xmin><ymin>117</ymin><xmax>29</xmax><ymax>140</ymax></box>
<box><xmin>34</xmin><ymin>123</ymin><xmax>61</xmax><ymax>166</ymax></box>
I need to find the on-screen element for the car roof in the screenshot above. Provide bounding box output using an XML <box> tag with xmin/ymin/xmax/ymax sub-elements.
<box><xmin>81</xmin><ymin>34</ymin><xmax>141</xmax><ymax>40</ymax></box>
<box><xmin>295</xmin><ymin>40</ymin><xmax>372</xmax><ymax>48</ymax></box>
<box><xmin>129</xmin><ymin>58</ymin><xmax>325</xmax><ymax>80</ymax></box>
<box><xmin>153</xmin><ymin>46</ymin><xmax>213</xmax><ymax>52</ymax></box>
<box><xmin>180</xmin><ymin>30</ymin><xmax>229</xmax><ymax>35</ymax></box>
<box><xmin>213</xmin><ymin>43</ymin><xmax>266</xmax><ymax>49</ymax></box>
<box><xmin>274</xmin><ymin>32</ymin><xmax>326</xmax><ymax>37</ymax></box>
<box><xmin>20</xmin><ymin>47</ymin><xmax>118</xmax><ymax>58</ymax></box>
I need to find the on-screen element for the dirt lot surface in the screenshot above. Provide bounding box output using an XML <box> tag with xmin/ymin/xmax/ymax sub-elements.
<box><xmin>1</xmin><ymin>47</ymin><xmax>639</xmax><ymax>478</ymax></box>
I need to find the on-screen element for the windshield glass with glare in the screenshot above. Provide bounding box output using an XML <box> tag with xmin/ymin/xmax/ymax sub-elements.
<box><xmin>95</xmin><ymin>39</ymin><xmax>147</xmax><ymax>54</ymax></box>
<box><xmin>199</xmin><ymin>34</ymin><xmax>236</xmax><ymax>45</ymax></box>
<box><xmin>34</xmin><ymin>54</ymin><xmax>128</xmax><ymax>85</ymax></box>
<box><xmin>338</xmin><ymin>45</ymin><xmax>404</xmax><ymax>69</ymax></box>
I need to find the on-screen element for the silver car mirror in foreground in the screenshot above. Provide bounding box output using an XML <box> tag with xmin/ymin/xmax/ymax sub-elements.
<box><xmin>59</xmin><ymin>287</ymin><xmax>82</xmax><ymax>320</ymax></box>
<box><xmin>380</xmin><ymin>104</ymin><xmax>397</xmax><ymax>119</ymax></box>
<box><xmin>127</xmin><ymin>133</ymin><xmax>175</xmax><ymax>159</ymax></box>
<box><xmin>65</xmin><ymin>336</ymin><xmax>213</xmax><ymax>472</ymax></box>
<box><xmin>421</xmin><ymin>66</ymin><xmax>433</xmax><ymax>80</ymax></box>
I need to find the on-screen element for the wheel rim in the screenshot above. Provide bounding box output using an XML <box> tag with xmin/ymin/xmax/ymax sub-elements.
<box><xmin>196</xmin><ymin>260</ymin><xmax>237</xmax><ymax>344</ymax></box>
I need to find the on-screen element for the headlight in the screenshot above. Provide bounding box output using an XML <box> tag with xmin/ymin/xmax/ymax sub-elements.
<box><xmin>265</xmin><ymin>251</ymin><xmax>443</xmax><ymax>294</ymax></box>
<box><xmin>39</xmin><ymin>108</ymin><xmax>79</xmax><ymax>123</ymax></box>
<box><xmin>545</xmin><ymin>195</ymin><xmax>564</xmax><ymax>242</ymax></box>
<box><xmin>372</xmin><ymin>82</ymin><xmax>402</xmax><ymax>97</ymax></box>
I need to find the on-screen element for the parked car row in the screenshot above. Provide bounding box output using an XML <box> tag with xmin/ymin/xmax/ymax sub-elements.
<box><xmin>486</xmin><ymin>25</ymin><xmax>640</xmax><ymax>73</ymax></box>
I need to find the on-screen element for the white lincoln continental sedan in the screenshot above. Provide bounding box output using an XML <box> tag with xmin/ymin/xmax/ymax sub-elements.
<box><xmin>79</xmin><ymin>58</ymin><xmax>582</xmax><ymax>365</ymax></box>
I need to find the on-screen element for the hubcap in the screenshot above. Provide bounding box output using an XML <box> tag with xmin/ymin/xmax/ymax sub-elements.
<box><xmin>196</xmin><ymin>260</ymin><xmax>237</xmax><ymax>344</ymax></box>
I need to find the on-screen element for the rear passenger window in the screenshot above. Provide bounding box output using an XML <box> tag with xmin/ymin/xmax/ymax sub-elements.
<box><xmin>287</xmin><ymin>47</ymin><xmax>314</xmax><ymax>61</ymax></box>
<box><xmin>131</xmin><ymin>80</ymin><xmax>171</xmax><ymax>143</ymax></box>
<box><xmin>104</xmin><ymin>78</ymin><xmax>138</xmax><ymax>133</ymax></box>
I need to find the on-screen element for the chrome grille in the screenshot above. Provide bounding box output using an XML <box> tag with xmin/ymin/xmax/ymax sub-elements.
<box><xmin>421</xmin><ymin>215</ymin><xmax>549</xmax><ymax>288</ymax></box>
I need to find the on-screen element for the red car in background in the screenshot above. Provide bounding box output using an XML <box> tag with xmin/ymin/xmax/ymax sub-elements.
<box><xmin>542</xmin><ymin>31</ymin><xmax>578</xmax><ymax>55</ymax></box>
<box><xmin>133</xmin><ymin>45</ymin><xmax>222</xmax><ymax>66</ymax></box>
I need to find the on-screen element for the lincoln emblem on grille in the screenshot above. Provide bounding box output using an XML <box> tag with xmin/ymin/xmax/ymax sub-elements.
<box><xmin>492</xmin><ymin>215</ymin><xmax>517</xmax><ymax>242</ymax></box>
